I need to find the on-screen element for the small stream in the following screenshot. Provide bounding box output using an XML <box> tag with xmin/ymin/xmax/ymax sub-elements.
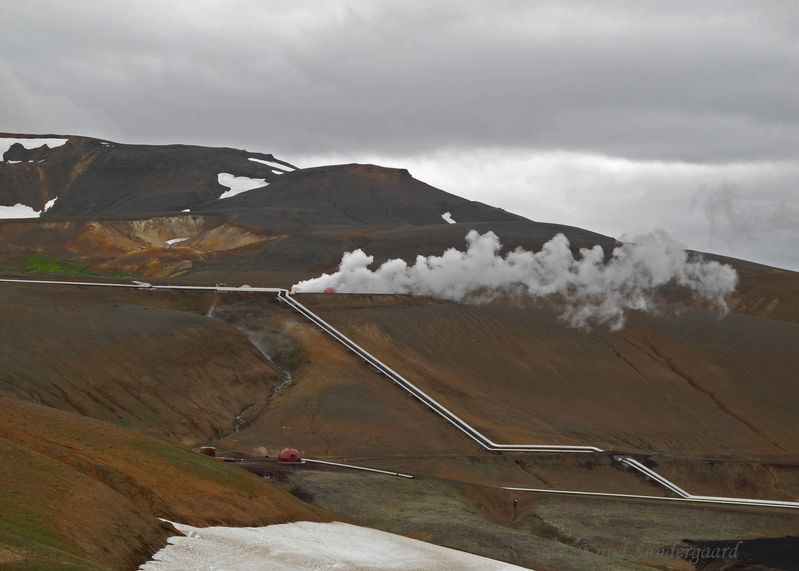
<box><xmin>206</xmin><ymin>305</ymin><xmax>293</xmax><ymax>433</ymax></box>
<box><xmin>239</xmin><ymin>328</ymin><xmax>294</xmax><ymax>397</ymax></box>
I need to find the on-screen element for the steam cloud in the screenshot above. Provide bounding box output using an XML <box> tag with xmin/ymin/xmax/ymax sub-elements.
<box><xmin>292</xmin><ymin>231</ymin><xmax>738</xmax><ymax>329</ymax></box>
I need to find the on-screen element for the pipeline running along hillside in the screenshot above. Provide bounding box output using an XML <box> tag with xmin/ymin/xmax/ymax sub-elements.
<box><xmin>1</xmin><ymin>278</ymin><xmax>797</xmax><ymax>510</ymax></box>
<box><xmin>277</xmin><ymin>289</ymin><xmax>799</xmax><ymax>510</ymax></box>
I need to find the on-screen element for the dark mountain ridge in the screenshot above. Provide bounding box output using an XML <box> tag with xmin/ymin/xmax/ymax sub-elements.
<box><xmin>200</xmin><ymin>162</ymin><xmax>526</xmax><ymax>229</ymax></box>
<box><xmin>0</xmin><ymin>133</ymin><xmax>620</xmax><ymax>282</ymax></box>
<box><xmin>1</xmin><ymin>133</ymin><xmax>522</xmax><ymax>228</ymax></box>
<box><xmin>0</xmin><ymin>133</ymin><xmax>294</xmax><ymax>217</ymax></box>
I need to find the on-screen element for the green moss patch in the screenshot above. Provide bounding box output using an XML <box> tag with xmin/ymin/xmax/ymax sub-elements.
<box><xmin>24</xmin><ymin>253</ymin><xmax>129</xmax><ymax>278</ymax></box>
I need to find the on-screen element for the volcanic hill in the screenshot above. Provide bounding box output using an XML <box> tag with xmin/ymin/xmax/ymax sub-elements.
<box><xmin>1</xmin><ymin>133</ymin><xmax>798</xmax><ymax>569</ymax></box>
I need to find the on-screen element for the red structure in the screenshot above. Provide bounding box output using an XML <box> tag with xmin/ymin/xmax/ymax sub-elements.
<box><xmin>323</xmin><ymin>287</ymin><xmax>336</xmax><ymax>294</ymax></box>
<box><xmin>278</xmin><ymin>447</ymin><xmax>302</xmax><ymax>463</ymax></box>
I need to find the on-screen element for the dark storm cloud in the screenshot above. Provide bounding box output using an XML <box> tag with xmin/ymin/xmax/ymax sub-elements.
<box><xmin>2</xmin><ymin>0</ymin><xmax>798</xmax><ymax>161</ymax></box>
<box><xmin>2</xmin><ymin>1</ymin><xmax>797</xmax><ymax>270</ymax></box>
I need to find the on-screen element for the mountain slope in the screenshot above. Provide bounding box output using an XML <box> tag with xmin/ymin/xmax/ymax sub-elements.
<box><xmin>0</xmin><ymin>398</ymin><xmax>330</xmax><ymax>569</ymax></box>
<box><xmin>1</xmin><ymin>133</ymin><xmax>295</xmax><ymax>217</ymax></box>
<box><xmin>1</xmin><ymin>133</ymin><xmax>620</xmax><ymax>284</ymax></box>
<box><xmin>300</xmin><ymin>294</ymin><xmax>799</xmax><ymax>459</ymax></box>
<box><xmin>200</xmin><ymin>162</ymin><xmax>526</xmax><ymax>228</ymax></box>
<box><xmin>1</xmin><ymin>134</ymin><xmax>522</xmax><ymax>228</ymax></box>
<box><xmin>1</xmin><ymin>133</ymin><xmax>798</xmax><ymax>569</ymax></box>
<box><xmin>0</xmin><ymin>282</ymin><xmax>284</xmax><ymax>444</ymax></box>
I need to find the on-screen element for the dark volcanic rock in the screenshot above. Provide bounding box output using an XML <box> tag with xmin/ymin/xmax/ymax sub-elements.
<box><xmin>3</xmin><ymin>133</ymin><xmax>603</xmax><ymax>278</ymax></box>
<box><xmin>0</xmin><ymin>133</ymin><xmax>295</xmax><ymax>216</ymax></box>
<box><xmin>1</xmin><ymin>134</ymin><xmax>523</xmax><ymax>229</ymax></box>
<box><xmin>199</xmin><ymin>162</ymin><xmax>527</xmax><ymax>229</ymax></box>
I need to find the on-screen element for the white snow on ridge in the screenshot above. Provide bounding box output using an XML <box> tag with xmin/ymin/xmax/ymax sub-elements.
<box><xmin>442</xmin><ymin>211</ymin><xmax>456</xmax><ymax>224</ymax></box>
<box><xmin>217</xmin><ymin>173</ymin><xmax>268</xmax><ymax>199</ymax></box>
<box><xmin>165</xmin><ymin>237</ymin><xmax>188</xmax><ymax>247</ymax></box>
<box><xmin>248</xmin><ymin>157</ymin><xmax>291</xmax><ymax>172</ymax></box>
<box><xmin>1</xmin><ymin>137</ymin><xmax>68</xmax><ymax>157</ymax></box>
<box><xmin>0</xmin><ymin>196</ymin><xmax>59</xmax><ymax>219</ymax></box>
<box><xmin>0</xmin><ymin>203</ymin><xmax>40</xmax><ymax>219</ymax></box>
<box><xmin>140</xmin><ymin>521</ymin><xmax>525</xmax><ymax>570</ymax></box>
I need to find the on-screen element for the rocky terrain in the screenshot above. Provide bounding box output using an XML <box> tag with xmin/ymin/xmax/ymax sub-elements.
<box><xmin>1</xmin><ymin>133</ymin><xmax>797</xmax><ymax>569</ymax></box>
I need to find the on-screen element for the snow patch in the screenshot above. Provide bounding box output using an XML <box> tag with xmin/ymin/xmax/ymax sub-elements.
<box><xmin>1</xmin><ymin>196</ymin><xmax>59</xmax><ymax>219</ymax></box>
<box><xmin>0</xmin><ymin>137</ymin><xmax>68</xmax><ymax>157</ymax></box>
<box><xmin>0</xmin><ymin>204</ymin><xmax>40</xmax><ymax>219</ymax></box>
<box><xmin>140</xmin><ymin>521</ymin><xmax>524</xmax><ymax>570</ymax></box>
<box><xmin>442</xmin><ymin>211</ymin><xmax>456</xmax><ymax>224</ymax></box>
<box><xmin>217</xmin><ymin>173</ymin><xmax>268</xmax><ymax>199</ymax></box>
<box><xmin>165</xmin><ymin>237</ymin><xmax>188</xmax><ymax>247</ymax></box>
<box><xmin>248</xmin><ymin>157</ymin><xmax>291</xmax><ymax>172</ymax></box>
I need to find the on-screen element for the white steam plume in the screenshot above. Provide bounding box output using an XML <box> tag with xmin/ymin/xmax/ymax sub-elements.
<box><xmin>292</xmin><ymin>230</ymin><xmax>738</xmax><ymax>330</ymax></box>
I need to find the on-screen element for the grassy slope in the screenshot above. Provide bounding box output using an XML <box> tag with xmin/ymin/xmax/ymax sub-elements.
<box><xmin>0</xmin><ymin>398</ymin><xmax>331</xmax><ymax>570</ymax></box>
<box><xmin>0</xmin><ymin>283</ymin><xmax>284</xmax><ymax>445</ymax></box>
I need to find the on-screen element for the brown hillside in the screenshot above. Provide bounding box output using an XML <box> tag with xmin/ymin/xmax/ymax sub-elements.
<box><xmin>0</xmin><ymin>398</ymin><xmax>330</xmax><ymax>570</ymax></box>
<box><xmin>0</xmin><ymin>282</ymin><xmax>284</xmax><ymax>445</ymax></box>
<box><xmin>2</xmin><ymin>133</ymin><xmax>798</xmax><ymax>568</ymax></box>
<box><xmin>300</xmin><ymin>294</ymin><xmax>799</xmax><ymax>460</ymax></box>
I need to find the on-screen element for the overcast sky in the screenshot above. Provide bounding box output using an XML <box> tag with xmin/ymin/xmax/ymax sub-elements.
<box><xmin>2</xmin><ymin>1</ymin><xmax>797</xmax><ymax>270</ymax></box>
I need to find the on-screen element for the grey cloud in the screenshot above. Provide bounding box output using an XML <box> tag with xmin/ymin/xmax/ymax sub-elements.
<box><xmin>327</xmin><ymin>149</ymin><xmax>798</xmax><ymax>271</ymax></box>
<box><xmin>694</xmin><ymin>184</ymin><xmax>757</xmax><ymax>246</ymax></box>
<box><xmin>2</xmin><ymin>1</ymin><xmax>798</xmax><ymax>161</ymax></box>
<box><xmin>694</xmin><ymin>179</ymin><xmax>799</xmax><ymax>265</ymax></box>
<box><xmin>2</xmin><ymin>1</ymin><xmax>798</xmax><ymax>270</ymax></box>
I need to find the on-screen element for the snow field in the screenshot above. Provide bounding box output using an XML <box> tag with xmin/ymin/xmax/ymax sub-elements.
<box><xmin>248</xmin><ymin>157</ymin><xmax>291</xmax><ymax>171</ymax></box>
<box><xmin>217</xmin><ymin>173</ymin><xmax>268</xmax><ymax>199</ymax></box>
<box><xmin>0</xmin><ymin>197</ymin><xmax>58</xmax><ymax>219</ymax></box>
<box><xmin>0</xmin><ymin>204</ymin><xmax>40</xmax><ymax>219</ymax></box>
<box><xmin>140</xmin><ymin>520</ymin><xmax>526</xmax><ymax>570</ymax></box>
